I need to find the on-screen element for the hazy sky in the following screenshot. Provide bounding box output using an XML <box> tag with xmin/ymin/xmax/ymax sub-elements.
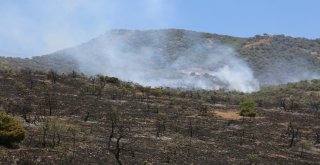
<box><xmin>0</xmin><ymin>0</ymin><xmax>319</xmax><ymax>57</ymax></box>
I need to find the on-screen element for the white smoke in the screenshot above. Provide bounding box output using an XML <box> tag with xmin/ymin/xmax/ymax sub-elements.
<box><xmin>65</xmin><ymin>30</ymin><xmax>260</xmax><ymax>92</ymax></box>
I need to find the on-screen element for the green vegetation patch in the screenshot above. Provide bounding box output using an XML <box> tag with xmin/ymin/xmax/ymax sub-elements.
<box><xmin>0</xmin><ymin>112</ymin><xmax>26</xmax><ymax>146</ymax></box>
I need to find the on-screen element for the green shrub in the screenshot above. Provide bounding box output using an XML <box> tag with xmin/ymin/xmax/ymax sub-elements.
<box><xmin>152</xmin><ymin>88</ymin><xmax>165</xmax><ymax>97</ymax></box>
<box><xmin>240</xmin><ymin>98</ymin><xmax>256</xmax><ymax>117</ymax></box>
<box><xmin>0</xmin><ymin>112</ymin><xmax>26</xmax><ymax>145</ymax></box>
<box><xmin>246</xmin><ymin>153</ymin><xmax>259</xmax><ymax>164</ymax></box>
<box><xmin>105</xmin><ymin>76</ymin><xmax>120</xmax><ymax>84</ymax></box>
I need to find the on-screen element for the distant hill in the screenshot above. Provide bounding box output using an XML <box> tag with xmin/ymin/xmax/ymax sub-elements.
<box><xmin>1</xmin><ymin>29</ymin><xmax>320</xmax><ymax>90</ymax></box>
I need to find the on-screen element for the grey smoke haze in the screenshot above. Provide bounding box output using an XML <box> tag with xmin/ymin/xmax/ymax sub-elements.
<box><xmin>253</xmin><ymin>49</ymin><xmax>320</xmax><ymax>85</ymax></box>
<box><xmin>261</xmin><ymin>65</ymin><xmax>318</xmax><ymax>85</ymax></box>
<box><xmin>42</xmin><ymin>30</ymin><xmax>320</xmax><ymax>92</ymax></box>
<box><xmin>60</xmin><ymin>30</ymin><xmax>260</xmax><ymax>92</ymax></box>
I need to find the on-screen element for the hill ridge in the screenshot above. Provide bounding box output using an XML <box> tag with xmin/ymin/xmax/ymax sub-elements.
<box><xmin>1</xmin><ymin>29</ymin><xmax>320</xmax><ymax>91</ymax></box>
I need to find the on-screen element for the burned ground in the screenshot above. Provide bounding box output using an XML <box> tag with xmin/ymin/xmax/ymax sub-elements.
<box><xmin>0</xmin><ymin>70</ymin><xmax>319</xmax><ymax>164</ymax></box>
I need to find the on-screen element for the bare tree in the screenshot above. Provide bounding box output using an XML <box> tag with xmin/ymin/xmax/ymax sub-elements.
<box><xmin>199</xmin><ymin>102</ymin><xmax>208</xmax><ymax>116</ymax></box>
<box><xmin>97</xmin><ymin>75</ymin><xmax>107</xmax><ymax>96</ymax></box>
<box><xmin>41</xmin><ymin>119</ymin><xmax>49</xmax><ymax>147</ymax></box>
<box><xmin>21</xmin><ymin>69</ymin><xmax>34</xmax><ymax>89</ymax></box>
<box><xmin>155</xmin><ymin>113</ymin><xmax>167</xmax><ymax>137</ymax></box>
<box><xmin>47</xmin><ymin>70</ymin><xmax>58</xmax><ymax>84</ymax></box>
<box><xmin>106</xmin><ymin>106</ymin><xmax>134</xmax><ymax>165</ymax></box>
<box><xmin>287</xmin><ymin>122</ymin><xmax>300</xmax><ymax>147</ymax></box>
<box><xmin>188</xmin><ymin>119</ymin><xmax>194</xmax><ymax>137</ymax></box>
<box><xmin>315</xmin><ymin>129</ymin><xmax>320</xmax><ymax>144</ymax></box>
<box><xmin>21</xmin><ymin>100</ymin><xmax>32</xmax><ymax>123</ymax></box>
<box><xmin>45</xmin><ymin>92</ymin><xmax>57</xmax><ymax>116</ymax></box>
<box><xmin>297</xmin><ymin>140</ymin><xmax>313</xmax><ymax>157</ymax></box>
<box><xmin>210</xmin><ymin>93</ymin><xmax>218</xmax><ymax>104</ymax></box>
<box><xmin>107</xmin><ymin>106</ymin><xmax>119</xmax><ymax>147</ymax></box>
<box><xmin>309</xmin><ymin>92</ymin><xmax>320</xmax><ymax>112</ymax></box>
<box><xmin>278</xmin><ymin>96</ymin><xmax>287</xmax><ymax>111</ymax></box>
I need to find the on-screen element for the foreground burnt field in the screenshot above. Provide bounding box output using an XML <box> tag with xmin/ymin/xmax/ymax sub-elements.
<box><xmin>0</xmin><ymin>70</ymin><xmax>320</xmax><ymax>164</ymax></box>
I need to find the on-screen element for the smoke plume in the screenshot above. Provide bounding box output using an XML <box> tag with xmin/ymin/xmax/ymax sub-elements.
<box><xmin>62</xmin><ymin>30</ymin><xmax>260</xmax><ymax>92</ymax></box>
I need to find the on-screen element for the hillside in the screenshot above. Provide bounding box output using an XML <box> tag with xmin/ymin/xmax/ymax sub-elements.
<box><xmin>0</xmin><ymin>70</ymin><xmax>320</xmax><ymax>164</ymax></box>
<box><xmin>1</xmin><ymin>29</ymin><xmax>320</xmax><ymax>91</ymax></box>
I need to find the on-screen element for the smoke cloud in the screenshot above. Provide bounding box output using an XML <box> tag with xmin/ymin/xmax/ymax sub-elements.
<box><xmin>61</xmin><ymin>30</ymin><xmax>260</xmax><ymax>92</ymax></box>
<box><xmin>254</xmin><ymin>50</ymin><xmax>320</xmax><ymax>85</ymax></box>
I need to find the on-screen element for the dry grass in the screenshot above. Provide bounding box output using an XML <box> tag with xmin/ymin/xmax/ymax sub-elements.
<box><xmin>215</xmin><ymin>110</ymin><xmax>241</xmax><ymax>120</ymax></box>
<box><xmin>243</xmin><ymin>36</ymin><xmax>273</xmax><ymax>48</ymax></box>
<box><xmin>270</xmin><ymin>153</ymin><xmax>287</xmax><ymax>159</ymax></box>
<box><xmin>279</xmin><ymin>122</ymin><xmax>289</xmax><ymax>127</ymax></box>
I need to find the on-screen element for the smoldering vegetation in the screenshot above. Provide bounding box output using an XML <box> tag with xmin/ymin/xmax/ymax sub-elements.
<box><xmin>56</xmin><ymin>30</ymin><xmax>259</xmax><ymax>92</ymax></box>
<box><xmin>47</xmin><ymin>29</ymin><xmax>320</xmax><ymax>93</ymax></box>
<box><xmin>255</xmin><ymin>54</ymin><xmax>320</xmax><ymax>85</ymax></box>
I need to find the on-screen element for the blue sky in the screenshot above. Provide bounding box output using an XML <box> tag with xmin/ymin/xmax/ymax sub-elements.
<box><xmin>0</xmin><ymin>0</ymin><xmax>319</xmax><ymax>57</ymax></box>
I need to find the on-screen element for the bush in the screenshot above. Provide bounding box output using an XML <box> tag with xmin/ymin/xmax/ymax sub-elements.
<box><xmin>105</xmin><ymin>76</ymin><xmax>120</xmax><ymax>84</ymax></box>
<box><xmin>240</xmin><ymin>98</ymin><xmax>256</xmax><ymax>117</ymax></box>
<box><xmin>152</xmin><ymin>88</ymin><xmax>165</xmax><ymax>97</ymax></box>
<box><xmin>246</xmin><ymin>154</ymin><xmax>259</xmax><ymax>164</ymax></box>
<box><xmin>0</xmin><ymin>112</ymin><xmax>26</xmax><ymax>146</ymax></box>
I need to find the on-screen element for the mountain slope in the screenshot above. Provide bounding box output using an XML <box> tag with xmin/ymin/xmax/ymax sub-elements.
<box><xmin>1</xmin><ymin>29</ymin><xmax>320</xmax><ymax>90</ymax></box>
<box><xmin>239</xmin><ymin>35</ymin><xmax>320</xmax><ymax>84</ymax></box>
